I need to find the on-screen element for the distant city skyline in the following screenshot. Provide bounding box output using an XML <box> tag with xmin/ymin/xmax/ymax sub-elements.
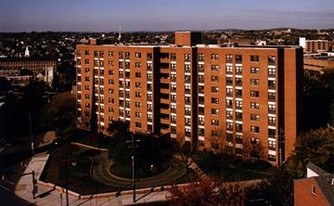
<box><xmin>1</xmin><ymin>0</ymin><xmax>333</xmax><ymax>32</ymax></box>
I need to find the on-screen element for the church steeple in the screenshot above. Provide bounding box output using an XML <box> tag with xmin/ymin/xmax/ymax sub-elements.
<box><xmin>24</xmin><ymin>46</ymin><xmax>30</xmax><ymax>57</ymax></box>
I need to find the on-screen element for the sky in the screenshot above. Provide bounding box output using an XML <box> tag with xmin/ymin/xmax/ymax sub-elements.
<box><xmin>0</xmin><ymin>0</ymin><xmax>333</xmax><ymax>32</ymax></box>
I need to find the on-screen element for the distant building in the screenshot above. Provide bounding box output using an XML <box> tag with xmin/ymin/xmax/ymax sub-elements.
<box><xmin>0</xmin><ymin>57</ymin><xmax>57</xmax><ymax>86</ymax></box>
<box><xmin>304</xmin><ymin>55</ymin><xmax>334</xmax><ymax>76</ymax></box>
<box><xmin>294</xmin><ymin>162</ymin><xmax>334</xmax><ymax>206</ymax></box>
<box><xmin>299</xmin><ymin>37</ymin><xmax>329</xmax><ymax>53</ymax></box>
<box><xmin>75</xmin><ymin>31</ymin><xmax>303</xmax><ymax>166</ymax></box>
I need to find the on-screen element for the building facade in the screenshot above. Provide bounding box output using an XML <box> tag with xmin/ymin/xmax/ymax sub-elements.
<box><xmin>0</xmin><ymin>57</ymin><xmax>57</xmax><ymax>86</ymax></box>
<box><xmin>76</xmin><ymin>32</ymin><xmax>303</xmax><ymax>166</ymax></box>
<box><xmin>299</xmin><ymin>37</ymin><xmax>330</xmax><ymax>53</ymax></box>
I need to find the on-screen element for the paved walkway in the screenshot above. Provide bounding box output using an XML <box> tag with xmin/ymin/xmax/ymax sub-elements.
<box><xmin>3</xmin><ymin>142</ymin><xmax>210</xmax><ymax>205</ymax></box>
<box><xmin>11</xmin><ymin>152</ymin><xmax>174</xmax><ymax>206</ymax></box>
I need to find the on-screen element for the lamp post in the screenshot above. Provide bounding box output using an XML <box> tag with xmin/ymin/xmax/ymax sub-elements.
<box><xmin>126</xmin><ymin>133</ymin><xmax>140</xmax><ymax>203</ymax></box>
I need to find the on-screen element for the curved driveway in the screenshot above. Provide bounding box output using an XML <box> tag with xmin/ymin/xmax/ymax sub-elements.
<box><xmin>91</xmin><ymin>151</ymin><xmax>187</xmax><ymax>189</ymax></box>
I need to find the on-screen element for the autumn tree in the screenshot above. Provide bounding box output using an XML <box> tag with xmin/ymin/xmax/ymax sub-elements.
<box><xmin>168</xmin><ymin>177</ymin><xmax>258</xmax><ymax>206</ymax></box>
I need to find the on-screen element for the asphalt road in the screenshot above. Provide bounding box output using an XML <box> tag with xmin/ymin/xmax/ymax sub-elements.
<box><xmin>91</xmin><ymin>152</ymin><xmax>187</xmax><ymax>189</ymax></box>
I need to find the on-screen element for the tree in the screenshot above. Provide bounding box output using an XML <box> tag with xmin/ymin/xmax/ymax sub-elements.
<box><xmin>41</xmin><ymin>92</ymin><xmax>76</xmax><ymax>128</ymax></box>
<box><xmin>168</xmin><ymin>177</ymin><xmax>257</xmax><ymax>206</ymax></box>
<box><xmin>287</xmin><ymin>126</ymin><xmax>334</xmax><ymax>178</ymax></box>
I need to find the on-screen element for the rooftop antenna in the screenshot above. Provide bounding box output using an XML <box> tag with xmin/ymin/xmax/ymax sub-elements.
<box><xmin>117</xmin><ymin>26</ymin><xmax>122</xmax><ymax>42</ymax></box>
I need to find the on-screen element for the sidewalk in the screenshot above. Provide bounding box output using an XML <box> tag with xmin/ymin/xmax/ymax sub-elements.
<box><xmin>14</xmin><ymin>152</ymin><xmax>172</xmax><ymax>206</ymax></box>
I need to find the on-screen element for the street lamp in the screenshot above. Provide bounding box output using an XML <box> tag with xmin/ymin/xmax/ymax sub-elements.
<box><xmin>126</xmin><ymin>133</ymin><xmax>140</xmax><ymax>203</ymax></box>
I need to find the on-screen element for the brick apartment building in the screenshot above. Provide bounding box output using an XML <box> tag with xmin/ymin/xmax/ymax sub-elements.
<box><xmin>75</xmin><ymin>31</ymin><xmax>303</xmax><ymax>166</ymax></box>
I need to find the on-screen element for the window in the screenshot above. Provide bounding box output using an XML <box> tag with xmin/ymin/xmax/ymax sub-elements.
<box><xmin>268</xmin><ymin>116</ymin><xmax>276</xmax><ymax>125</ymax></box>
<box><xmin>212</xmin><ymin>108</ymin><xmax>219</xmax><ymax>115</ymax></box>
<box><xmin>250</xmin><ymin>79</ymin><xmax>260</xmax><ymax>86</ymax></box>
<box><xmin>184</xmin><ymin>53</ymin><xmax>191</xmax><ymax>61</ymax></box>
<box><xmin>268</xmin><ymin>92</ymin><xmax>276</xmax><ymax>101</ymax></box>
<box><xmin>250</xmin><ymin>102</ymin><xmax>260</xmax><ymax>109</ymax></box>
<box><xmin>171</xmin><ymin>63</ymin><xmax>176</xmax><ymax>72</ymax></box>
<box><xmin>211</xmin><ymin>75</ymin><xmax>219</xmax><ymax>82</ymax></box>
<box><xmin>250</xmin><ymin>90</ymin><xmax>260</xmax><ymax>98</ymax></box>
<box><xmin>226</xmin><ymin>88</ymin><xmax>233</xmax><ymax>96</ymax></box>
<box><xmin>268</xmin><ymin>154</ymin><xmax>276</xmax><ymax>161</ymax></box>
<box><xmin>147</xmin><ymin>53</ymin><xmax>153</xmax><ymax>60</ymax></box>
<box><xmin>268</xmin><ymin>141</ymin><xmax>276</xmax><ymax>150</ymax></box>
<box><xmin>198</xmin><ymin>53</ymin><xmax>204</xmax><ymax>61</ymax></box>
<box><xmin>198</xmin><ymin>96</ymin><xmax>204</xmax><ymax>104</ymax></box>
<box><xmin>226</xmin><ymin>54</ymin><xmax>233</xmax><ymax>63</ymax></box>
<box><xmin>236</xmin><ymin>123</ymin><xmax>243</xmax><ymax>132</ymax></box>
<box><xmin>226</xmin><ymin>99</ymin><xmax>233</xmax><ymax>108</ymax></box>
<box><xmin>135</xmin><ymin>102</ymin><xmax>141</xmax><ymax>108</ymax></box>
<box><xmin>250</xmin><ymin>55</ymin><xmax>259</xmax><ymax>62</ymax></box>
<box><xmin>251</xmin><ymin>114</ymin><xmax>260</xmax><ymax>121</ymax></box>
<box><xmin>236</xmin><ymin>112</ymin><xmax>242</xmax><ymax>120</ymax></box>
<box><xmin>211</xmin><ymin>119</ymin><xmax>219</xmax><ymax>126</ymax></box>
<box><xmin>135</xmin><ymin>82</ymin><xmax>141</xmax><ymax>88</ymax></box>
<box><xmin>108</xmin><ymin>60</ymin><xmax>114</xmax><ymax>66</ymax></box>
<box><xmin>235</xmin><ymin>89</ymin><xmax>242</xmax><ymax>98</ymax></box>
<box><xmin>85</xmin><ymin>50</ymin><xmax>90</xmax><ymax>55</ymax></box>
<box><xmin>251</xmin><ymin>137</ymin><xmax>260</xmax><ymax>145</ymax></box>
<box><xmin>171</xmin><ymin>53</ymin><xmax>176</xmax><ymax>60</ymax></box>
<box><xmin>197</xmin><ymin>116</ymin><xmax>203</xmax><ymax>126</ymax></box>
<box><xmin>185</xmin><ymin>107</ymin><xmax>191</xmax><ymax>116</ymax></box>
<box><xmin>135</xmin><ymin>62</ymin><xmax>141</xmax><ymax>68</ymax></box>
<box><xmin>268</xmin><ymin>104</ymin><xmax>276</xmax><ymax>113</ymax></box>
<box><xmin>210</xmin><ymin>130</ymin><xmax>218</xmax><ymax>137</ymax></box>
<box><xmin>226</xmin><ymin>122</ymin><xmax>233</xmax><ymax>130</ymax></box>
<box><xmin>135</xmin><ymin>112</ymin><xmax>141</xmax><ymax>118</ymax></box>
<box><xmin>268</xmin><ymin>129</ymin><xmax>276</xmax><ymax>137</ymax></box>
<box><xmin>226</xmin><ymin>77</ymin><xmax>233</xmax><ymax>85</ymax></box>
<box><xmin>108</xmin><ymin>51</ymin><xmax>114</xmax><ymax>57</ymax></box>
<box><xmin>251</xmin><ymin>67</ymin><xmax>260</xmax><ymax>74</ymax></box>
<box><xmin>135</xmin><ymin>72</ymin><xmax>141</xmax><ymax>78</ymax></box>
<box><xmin>185</xmin><ymin>117</ymin><xmax>191</xmax><ymax>126</ymax></box>
<box><xmin>236</xmin><ymin>100</ymin><xmax>242</xmax><ymax>109</ymax></box>
<box><xmin>251</xmin><ymin>126</ymin><xmax>260</xmax><ymax>133</ymax></box>
<box><xmin>135</xmin><ymin>52</ymin><xmax>141</xmax><ymax>58</ymax></box>
<box><xmin>198</xmin><ymin>64</ymin><xmax>204</xmax><ymax>72</ymax></box>
<box><xmin>211</xmin><ymin>86</ymin><xmax>219</xmax><ymax>93</ymax></box>
<box><xmin>135</xmin><ymin>92</ymin><xmax>141</xmax><ymax>98</ymax></box>
<box><xmin>211</xmin><ymin>65</ymin><xmax>219</xmax><ymax>71</ymax></box>
<box><xmin>235</xmin><ymin>78</ymin><xmax>242</xmax><ymax>86</ymax></box>
<box><xmin>211</xmin><ymin>53</ymin><xmax>219</xmax><ymax>60</ymax></box>
<box><xmin>226</xmin><ymin>110</ymin><xmax>233</xmax><ymax>119</ymax></box>
<box><xmin>235</xmin><ymin>55</ymin><xmax>242</xmax><ymax>64</ymax></box>
<box><xmin>185</xmin><ymin>75</ymin><xmax>191</xmax><ymax>83</ymax></box>
<box><xmin>226</xmin><ymin>65</ymin><xmax>233</xmax><ymax>74</ymax></box>
<box><xmin>268</xmin><ymin>67</ymin><xmax>276</xmax><ymax>77</ymax></box>
<box><xmin>268</xmin><ymin>80</ymin><xmax>276</xmax><ymax>89</ymax></box>
<box><xmin>211</xmin><ymin>98</ymin><xmax>219</xmax><ymax>104</ymax></box>
<box><xmin>147</xmin><ymin>73</ymin><xmax>153</xmax><ymax>81</ymax></box>
<box><xmin>135</xmin><ymin>122</ymin><xmax>142</xmax><ymax>128</ymax></box>
<box><xmin>235</xmin><ymin>66</ymin><xmax>242</xmax><ymax>75</ymax></box>
<box><xmin>184</xmin><ymin>64</ymin><xmax>191</xmax><ymax>73</ymax></box>
<box><xmin>268</xmin><ymin>56</ymin><xmax>276</xmax><ymax>65</ymax></box>
<box><xmin>85</xmin><ymin>59</ymin><xmax>89</xmax><ymax>64</ymax></box>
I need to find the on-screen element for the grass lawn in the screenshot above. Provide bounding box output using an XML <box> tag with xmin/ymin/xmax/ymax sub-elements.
<box><xmin>194</xmin><ymin>152</ymin><xmax>272</xmax><ymax>181</ymax></box>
